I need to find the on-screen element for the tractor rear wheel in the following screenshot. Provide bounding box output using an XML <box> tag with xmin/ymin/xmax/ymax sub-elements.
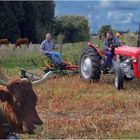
<box><xmin>79</xmin><ymin>47</ymin><xmax>101</xmax><ymax>81</ymax></box>
<box><xmin>115</xmin><ymin>65</ymin><xmax>124</xmax><ymax>90</ymax></box>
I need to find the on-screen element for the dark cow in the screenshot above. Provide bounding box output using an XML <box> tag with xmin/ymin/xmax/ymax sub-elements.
<box><xmin>0</xmin><ymin>71</ymin><xmax>52</xmax><ymax>138</ymax></box>
<box><xmin>0</xmin><ymin>39</ymin><xmax>9</xmax><ymax>47</ymax></box>
<box><xmin>14</xmin><ymin>38</ymin><xmax>29</xmax><ymax>49</ymax></box>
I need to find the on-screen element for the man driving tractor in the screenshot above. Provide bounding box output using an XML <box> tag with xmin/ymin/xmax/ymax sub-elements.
<box><xmin>40</xmin><ymin>33</ymin><xmax>63</xmax><ymax>66</ymax></box>
<box><xmin>103</xmin><ymin>30</ymin><xmax>121</xmax><ymax>70</ymax></box>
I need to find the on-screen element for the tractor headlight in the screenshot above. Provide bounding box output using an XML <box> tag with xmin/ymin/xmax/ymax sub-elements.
<box><xmin>122</xmin><ymin>63</ymin><xmax>127</xmax><ymax>67</ymax></box>
<box><xmin>132</xmin><ymin>57</ymin><xmax>137</xmax><ymax>63</ymax></box>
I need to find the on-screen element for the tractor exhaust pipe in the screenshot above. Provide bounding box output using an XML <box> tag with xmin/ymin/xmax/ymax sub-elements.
<box><xmin>137</xmin><ymin>23</ymin><xmax>140</xmax><ymax>47</ymax></box>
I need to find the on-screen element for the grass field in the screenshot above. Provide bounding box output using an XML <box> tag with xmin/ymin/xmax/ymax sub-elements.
<box><xmin>21</xmin><ymin>76</ymin><xmax>140</xmax><ymax>139</ymax></box>
<box><xmin>1</xmin><ymin>37</ymin><xmax>140</xmax><ymax>139</ymax></box>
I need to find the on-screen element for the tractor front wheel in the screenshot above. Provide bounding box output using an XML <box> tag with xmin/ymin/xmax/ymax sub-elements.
<box><xmin>115</xmin><ymin>65</ymin><xmax>124</xmax><ymax>90</ymax></box>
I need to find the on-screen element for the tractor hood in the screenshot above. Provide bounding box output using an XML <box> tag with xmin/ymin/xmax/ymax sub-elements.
<box><xmin>115</xmin><ymin>45</ymin><xmax>140</xmax><ymax>78</ymax></box>
<box><xmin>115</xmin><ymin>45</ymin><xmax>140</xmax><ymax>57</ymax></box>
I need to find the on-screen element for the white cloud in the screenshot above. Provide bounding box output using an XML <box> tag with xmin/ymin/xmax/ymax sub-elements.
<box><xmin>100</xmin><ymin>0</ymin><xmax>111</xmax><ymax>7</ymax></box>
<box><xmin>107</xmin><ymin>11</ymin><xmax>133</xmax><ymax>24</ymax></box>
<box><xmin>88</xmin><ymin>14</ymin><xmax>100</xmax><ymax>20</ymax></box>
<box><xmin>126</xmin><ymin>1</ymin><xmax>140</xmax><ymax>4</ymax></box>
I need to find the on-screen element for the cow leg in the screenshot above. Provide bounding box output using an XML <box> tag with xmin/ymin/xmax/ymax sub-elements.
<box><xmin>26</xmin><ymin>44</ymin><xmax>29</xmax><ymax>48</ymax></box>
<box><xmin>0</xmin><ymin>125</ymin><xmax>6</xmax><ymax>138</ymax></box>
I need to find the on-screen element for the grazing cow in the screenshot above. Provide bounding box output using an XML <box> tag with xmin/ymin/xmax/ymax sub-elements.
<box><xmin>14</xmin><ymin>38</ymin><xmax>29</xmax><ymax>49</ymax></box>
<box><xmin>0</xmin><ymin>71</ymin><xmax>52</xmax><ymax>138</ymax></box>
<box><xmin>0</xmin><ymin>39</ymin><xmax>9</xmax><ymax>47</ymax></box>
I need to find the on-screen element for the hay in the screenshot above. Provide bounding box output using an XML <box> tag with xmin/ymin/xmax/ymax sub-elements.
<box><xmin>0</xmin><ymin>67</ymin><xmax>7</xmax><ymax>80</ymax></box>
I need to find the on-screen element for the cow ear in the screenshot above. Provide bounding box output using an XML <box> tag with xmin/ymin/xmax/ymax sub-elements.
<box><xmin>0</xmin><ymin>89</ymin><xmax>9</xmax><ymax>102</ymax></box>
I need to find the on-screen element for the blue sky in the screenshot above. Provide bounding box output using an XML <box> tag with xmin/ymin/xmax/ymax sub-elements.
<box><xmin>55</xmin><ymin>0</ymin><xmax>140</xmax><ymax>33</ymax></box>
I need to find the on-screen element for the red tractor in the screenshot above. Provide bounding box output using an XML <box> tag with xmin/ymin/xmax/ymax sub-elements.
<box><xmin>79</xmin><ymin>35</ymin><xmax>140</xmax><ymax>90</ymax></box>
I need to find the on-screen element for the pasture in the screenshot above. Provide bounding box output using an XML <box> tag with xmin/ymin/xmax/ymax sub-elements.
<box><xmin>1</xmin><ymin>37</ymin><xmax>140</xmax><ymax>139</ymax></box>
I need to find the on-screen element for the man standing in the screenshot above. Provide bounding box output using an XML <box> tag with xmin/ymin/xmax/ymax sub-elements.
<box><xmin>40</xmin><ymin>33</ymin><xmax>63</xmax><ymax>65</ymax></box>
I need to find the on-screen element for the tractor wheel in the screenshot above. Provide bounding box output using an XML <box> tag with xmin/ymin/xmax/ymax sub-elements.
<box><xmin>79</xmin><ymin>47</ymin><xmax>101</xmax><ymax>81</ymax></box>
<box><xmin>115</xmin><ymin>65</ymin><xmax>124</xmax><ymax>90</ymax></box>
<box><xmin>124</xmin><ymin>75</ymin><xmax>134</xmax><ymax>81</ymax></box>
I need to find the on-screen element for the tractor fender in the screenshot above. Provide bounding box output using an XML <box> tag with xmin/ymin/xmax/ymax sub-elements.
<box><xmin>87</xmin><ymin>42</ymin><xmax>102</xmax><ymax>58</ymax></box>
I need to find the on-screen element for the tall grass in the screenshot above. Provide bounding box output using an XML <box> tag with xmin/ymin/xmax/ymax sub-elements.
<box><xmin>0</xmin><ymin>46</ymin><xmax>40</xmax><ymax>69</ymax></box>
<box><xmin>1</xmin><ymin>34</ymin><xmax>135</xmax><ymax>70</ymax></box>
<box><xmin>0</xmin><ymin>42</ymin><xmax>86</xmax><ymax>70</ymax></box>
<box><xmin>61</xmin><ymin>42</ymin><xmax>87</xmax><ymax>64</ymax></box>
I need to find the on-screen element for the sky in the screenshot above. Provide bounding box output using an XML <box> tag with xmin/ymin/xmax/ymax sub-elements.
<box><xmin>55</xmin><ymin>0</ymin><xmax>140</xmax><ymax>33</ymax></box>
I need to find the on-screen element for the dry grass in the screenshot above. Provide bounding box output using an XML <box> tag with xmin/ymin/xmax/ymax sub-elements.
<box><xmin>0</xmin><ymin>67</ymin><xmax>8</xmax><ymax>80</ymax></box>
<box><xmin>19</xmin><ymin>75</ymin><xmax>140</xmax><ymax>139</ymax></box>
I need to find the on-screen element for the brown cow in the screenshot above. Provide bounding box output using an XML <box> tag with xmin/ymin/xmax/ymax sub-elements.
<box><xmin>0</xmin><ymin>39</ymin><xmax>9</xmax><ymax>47</ymax></box>
<box><xmin>14</xmin><ymin>38</ymin><xmax>29</xmax><ymax>49</ymax></box>
<box><xmin>0</xmin><ymin>71</ymin><xmax>52</xmax><ymax>138</ymax></box>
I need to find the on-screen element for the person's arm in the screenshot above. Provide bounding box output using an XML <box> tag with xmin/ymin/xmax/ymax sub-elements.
<box><xmin>114</xmin><ymin>38</ymin><xmax>121</xmax><ymax>46</ymax></box>
<box><xmin>52</xmin><ymin>40</ymin><xmax>60</xmax><ymax>52</ymax></box>
<box><xmin>40</xmin><ymin>41</ymin><xmax>48</xmax><ymax>54</ymax></box>
<box><xmin>52</xmin><ymin>40</ymin><xmax>56</xmax><ymax>50</ymax></box>
<box><xmin>103</xmin><ymin>39</ymin><xmax>109</xmax><ymax>51</ymax></box>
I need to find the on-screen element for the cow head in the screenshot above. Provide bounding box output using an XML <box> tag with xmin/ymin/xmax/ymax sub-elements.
<box><xmin>0</xmin><ymin>78</ymin><xmax>43</xmax><ymax>134</ymax></box>
<box><xmin>0</xmin><ymin>71</ymin><xmax>52</xmax><ymax>134</ymax></box>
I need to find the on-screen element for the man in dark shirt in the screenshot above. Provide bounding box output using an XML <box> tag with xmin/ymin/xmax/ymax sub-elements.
<box><xmin>103</xmin><ymin>31</ymin><xmax>121</xmax><ymax>69</ymax></box>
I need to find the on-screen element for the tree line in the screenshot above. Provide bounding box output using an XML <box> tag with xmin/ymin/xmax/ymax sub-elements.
<box><xmin>98</xmin><ymin>25</ymin><xmax>134</xmax><ymax>39</ymax></box>
<box><xmin>0</xmin><ymin>1</ymin><xmax>90</xmax><ymax>43</ymax></box>
<box><xmin>0</xmin><ymin>1</ymin><xmax>55</xmax><ymax>43</ymax></box>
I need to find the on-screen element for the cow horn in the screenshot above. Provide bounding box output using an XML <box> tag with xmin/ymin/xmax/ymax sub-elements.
<box><xmin>31</xmin><ymin>71</ymin><xmax>53</xmax><ymax>86</ymax></box>
<box><xmin>0</xmin><ymin>79</ymin><xmax>9</xmax><ymax>86</ymax></box>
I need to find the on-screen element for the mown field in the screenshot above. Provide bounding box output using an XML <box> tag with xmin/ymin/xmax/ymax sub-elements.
<box><xmin>1</xmin><ymin>35</ymin><xmax>140</xmax><ymax>139</ymax></box>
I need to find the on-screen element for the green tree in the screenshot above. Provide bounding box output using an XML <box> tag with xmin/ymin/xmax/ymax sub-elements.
<box><xmin>0</xmin><ymin>1</ymin><xmax>55</xmax><ymax>43</ymax></box>
<box><xmin>98</xmin><ymin>25</ymin><xmax>112</xmax><ymax>38</ymax></box>
<box><xmin>35</xmin><ymin>1</ymin><xmax>55</xmax><ymax>43</ymax></box>
<box><xmin>53</xmin><ymin>15</ymin><xmax>90</xmax><ymax>43</ymax></box>
<box><xmin>0</xmin><ymin>2</ymin><xmax>20</xmax><ymax>42</ymax></box>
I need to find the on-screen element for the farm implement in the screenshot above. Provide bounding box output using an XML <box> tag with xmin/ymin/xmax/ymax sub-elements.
<box><xmin>18</xmin><ymin>52</ymin><xmax>79</xmax><ymax>82</ymax></box>
<box><xmin>34</xmin><ymin>53</ymin><xmax>78</xmax><ymax>75</ymax></box>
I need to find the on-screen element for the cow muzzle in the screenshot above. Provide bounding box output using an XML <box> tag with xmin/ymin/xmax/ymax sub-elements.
<box><xmin>33</xmin><ymin>124</ymin><xmax>43</xmax><ymax>134</ymax></box>
<box><xmin>23</xmin><ymin>124</ymin><xmax>43</xmax><ymax>134</ymax></box>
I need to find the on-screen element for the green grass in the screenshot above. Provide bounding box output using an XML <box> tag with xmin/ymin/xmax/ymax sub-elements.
<box><xmin>61</xmin><ymin>42</ymin><xmax>87</xmax><ymax>64</ymax></box>
<box><xmin>0</xmin><ymin>42</ymin><xmax>87</xmax><ymax>70</ymax></box>
<box><xmin>0</xmin><ymin>47</ymin><xmax>40</xmax><ymax>69</ymax></box>
<box><xmin>1</xmin><ymin>33</ymin><xmax>137</xmax><ymax>70</ymax></box>
<box><xmin>113</xmin><ymin>131</ymin><xmax>140</xmax><ymax>139</ymax></box>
